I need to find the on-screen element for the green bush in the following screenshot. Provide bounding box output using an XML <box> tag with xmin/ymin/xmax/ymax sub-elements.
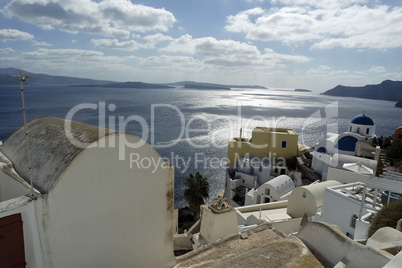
<box><xmin>385</xmin><ymin>141</ymin><xmax>402</xmax><ymax>166</ymax></box>
<box><xmin>368</xmin><ymin>198</ymin><xmax>402</xmax><ymax>238</ymax></box>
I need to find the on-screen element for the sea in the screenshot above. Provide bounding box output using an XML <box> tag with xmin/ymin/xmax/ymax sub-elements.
<box><xmin>0</xmin><ymin>84</ymin><xmax>401</xmax><ymax>208</ymax></box>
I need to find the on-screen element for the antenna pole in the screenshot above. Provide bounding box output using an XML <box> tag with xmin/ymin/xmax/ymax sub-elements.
<box><xmin>20</xmin><ymin>71</ymin><xmax>35</xmax><ymax>199</ymax></box>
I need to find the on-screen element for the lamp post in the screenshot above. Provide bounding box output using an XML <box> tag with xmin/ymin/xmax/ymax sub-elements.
<box><xmin>19</xmin><ymin>71</ymin><xmax>36</xmax><ymax>199</ymax></box>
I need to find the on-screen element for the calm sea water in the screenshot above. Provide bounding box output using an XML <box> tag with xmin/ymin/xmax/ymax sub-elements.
<box><xmin>0</xmin><ymin>85</ymin><xmax>401</xmax><ymax>207</ymax></box>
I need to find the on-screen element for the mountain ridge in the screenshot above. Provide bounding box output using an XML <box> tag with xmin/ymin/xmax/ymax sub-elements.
<box><xmin>0</xmin><ymin>67</ymin><xmax>113</xmax><ymax>85</ymax></box>
<box><xmin>0</xmin><ymin>68</ymin><xmax>267</xmax><ymax>89</ymax></box>
<box><xmin>321</xmin><ymin>80</ymin><xmax>402</xmax><ymax>102</ymax></box>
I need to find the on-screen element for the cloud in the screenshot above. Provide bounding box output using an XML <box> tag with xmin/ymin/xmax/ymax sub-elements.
<box><xmin>91</xmin><ymin>34</ymin><xmax>173</xmax><ymax>51</ymax></box>
<box><xmin>0</xmin><ymin>47</ymin><xmax>15</xmax><ymax>54</ymax></box>
<box><xmin>0</xmin><ymin>47</ymin><xmax>131</xmax><ymax>80</ymax></box>
<box><xmin>226</xmin><ymin>2</ymin><xmax>402</xmax><ymax>49</ymax></box>
<box><xmin>32</xmin><ymin>40</ymin><xmax>51</xmax><ymax>46</ymax></box>
<box><xmin>0</xmin><ymin>28</ymin><xmax>34</xmax><ymax>42</ymax></box>
<box><xmin>139</xmin><ymin>55</ymin><xmax>203</xmax><ymax>70</ymax></box>
<box><xmin>319</xmin><ymin>65</ymin><xmax>331</xmax><ymax>70</ymax></box>
<box><xmin>161</xmin><ymin>34</ymin><xmax>309</xmax><ymax>67</ymax></box>
<box><xmin>17</xmin><ymin>48</ymin><xmax>124</xmax><ymax>67</ymax></box>
<box><xmin>91</xmin><ymin>39</ymin><xmax>145</xmax><ymax>51</ymax></box>
<box><xmin>2</xmin><ymin>0</ymin><xmax>176</xmax><ymax>38</ymax></box>
<box><xmin>143</xmin><ymin>33</ymin><xmax>174</xmax><ymax>47</ymax></box>
<box><xmin>369</xmin><ymin>66</ymin><xmax>386</xmax><ymax>73</ymax></box>
<box><xmin>271</xmin><ymin>0</ymin><xmax>368</xmax><ymax>8</ymax></box>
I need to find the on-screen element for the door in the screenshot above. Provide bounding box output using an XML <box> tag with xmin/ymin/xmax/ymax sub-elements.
<box><xmin>0</xmin><ymin>214</ymin><xmax>26</xmax><ymax>268</ymax></box>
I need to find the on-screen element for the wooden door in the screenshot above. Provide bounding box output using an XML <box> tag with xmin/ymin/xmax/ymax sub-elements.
<box><xmin>0</xmin><ymin>214</ymin><xmax>26</xmax><ymax>268</ymax></box>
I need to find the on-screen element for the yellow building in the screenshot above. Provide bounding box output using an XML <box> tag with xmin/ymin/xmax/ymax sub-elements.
<box><xmin>227</xmin><ymin>127</ymin><xmax>302</xmax><ymax>167</ymax></box>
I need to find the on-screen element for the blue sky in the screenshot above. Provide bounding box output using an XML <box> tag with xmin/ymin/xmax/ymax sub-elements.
<box><xmin>1</xmin><ymin>0</ymin><xmax>402</xmax><ymax>92</ymax></box>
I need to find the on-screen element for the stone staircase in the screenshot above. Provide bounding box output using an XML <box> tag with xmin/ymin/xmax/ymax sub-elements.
<box><xmin>376</xmin><ymin>150</ymin><xmax>389</xmax><ymax>176</ymax></box>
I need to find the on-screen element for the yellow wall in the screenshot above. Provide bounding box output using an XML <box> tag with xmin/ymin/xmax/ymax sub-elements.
<box><xmin>227</xmin><ymin>127</ymin><xmax>299</xmax><ymax>167</ymax></box>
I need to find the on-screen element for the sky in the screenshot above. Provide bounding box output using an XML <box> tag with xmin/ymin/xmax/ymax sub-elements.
<box><xmin>1</xmin><ymin>0</ymin><xmax>402</xmax><ymax>92</ymax></box>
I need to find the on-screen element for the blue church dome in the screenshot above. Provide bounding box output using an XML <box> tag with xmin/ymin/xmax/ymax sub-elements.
<box><xmin>351</xmin><ymin>114</ymin><xmax>374</xmax><ymax>125</ymax></box>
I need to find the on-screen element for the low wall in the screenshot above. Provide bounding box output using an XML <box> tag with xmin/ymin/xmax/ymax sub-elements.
<box><xmin>296</xmin><ymin>159</ymin><xmax>321</xmax><ymax>182</ymax></box>
<box><xmin>271</xmin><ymin>218</ymin><xmax>301</xmax><ymax>235</ymax></box>
<box><xmin>236</xmin><ymin>200</ymin><xmax>288</xmax><ymax>213</ymax></box>
<box><xmin>297</xmin><ymin>221</ymin><xmax>392</xmax><ymax>267</ymax></box>
<box><xmin>174</xmin><ymin>234</ymin><xmax>193</xmax><ymax>251</ymax></box>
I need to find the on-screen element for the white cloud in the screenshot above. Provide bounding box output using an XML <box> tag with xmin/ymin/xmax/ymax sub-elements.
<box><xmin>91</xmin><ymin>34</ymin><xmax>173</xmax><ymax>51</ymax></box>
<box><xmin>271</xmin><ymin>0</ymin><xmax>368</xmax><ymax>8</ymax></box>
<box><xmin>161</xmin><ymin>34</ymin><xmax>309</xmax><ymax>67</ymax></box>
<box><xmin>0</xmin><ymin>28</ymin><xmax>34</xmax><ymax>42</ymax></box>
<box><xmin>139</xmin><ymin>55</ymin><xmax>203</xmax><ymax>70</ymax></box>
<box><xmin>32</xmin><ymin>40</ymin><xmax>51</xmax><ymax>46</ymax></box>
<box><xmin>226</xmin><ymin>2</ymin><xmax>402</xmax><ymax>49</ymax></box>
<box><xmin>2</xmin><ymin>0</ymin><xmax>176</xmax><ymax>38</ymax></box>
<box><xmin>369</xmin><ymin>66</ymin><xmax>386</xmax><ymax>73</ymax></box>
<box><xmin>19</xmin><ymin>48</ymin><xmax>124</xmax><ymax>66</ymax></box>
<box><xmin>91</xmin><ymin>39</ymin><xmax>145</xmax><ymax>51</ymax></box>
<box><xmin>0</xmin><ymin>48</ymin><xmax>130</xmax><ymax>80</ymax></box>
<box><xmin>0</xmin><ymin>47</ymin><xmax>15</xmax><ymax>54</ymax></box>
<box><xmin>319</xmin><ymin>65</ymin><xmax>331</xmax><ymax>70</ymax></box>
<box><xmin>143</xmin><ymin>33</ymin><xmax>173</xmax><ymax>47</ymax></box>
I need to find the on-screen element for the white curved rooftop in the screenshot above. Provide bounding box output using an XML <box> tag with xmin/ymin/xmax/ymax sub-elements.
<box><xmin>266</xmin><ymin>175</ymin><xmax>294</xmax><ymax>193</ymax></box>
<box><xmin>0</xmin><ymin>117</ymin><xmax>114</xmax><ymax>193</ymax></box>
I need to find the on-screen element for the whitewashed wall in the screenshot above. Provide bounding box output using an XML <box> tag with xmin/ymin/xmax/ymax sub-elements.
<box><xmin>34</xmin><ymin>133</ymin><xmax>176</xmax><ymax>268</ymax></box>
<box><xmin>317</xmin><ymin>185</ymin><xmax>368</xmax><ymax>239</ymax></box>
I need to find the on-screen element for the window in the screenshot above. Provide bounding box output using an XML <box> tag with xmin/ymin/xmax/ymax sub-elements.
<box><xmin>357</xmin><ymin>127</ymin><xmax>360</xmax><ymax>133</ymax></box>
<box><xmin>281</xmin><ymin>140</ymin><xmax>287</xmax><ymax>148</ymax></box>
<box><xmin>265</xmin><ymin>188</ymin><xmax>270</xmax><ymax>195</ymax></box>
<box><xmin>259</xmin><ymin>166</ymin><xmax>262</xmax><ymax>172</ymax></box>
<box><xmin>350</xmin><ymin>126</ymin><xmax>352</xmax><ymax>132</ymax></box>
<box><xmin>256</xmin><ymin>195</ymin><xmax>261</xmax><ymax>204</ymax></box>
<box><xmin>366</xmin><ymin>128</ymin><xmax>369</xmax><ymax>134</ymax></box>
<box><xmin>350</xmin><ymin>214</ymin><xmax>358</xmax><ymax>228</ymax></box>
<box><xmin>302</xmin><ymin>192</ymin><xmax>306</xmax><ymax>198</ymax></box>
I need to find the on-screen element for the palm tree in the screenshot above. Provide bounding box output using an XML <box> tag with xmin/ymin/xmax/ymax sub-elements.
<box><xmin>184</xmin><ymin>172</ymin><xmax>210</xmax><ymax>218</ymax></box>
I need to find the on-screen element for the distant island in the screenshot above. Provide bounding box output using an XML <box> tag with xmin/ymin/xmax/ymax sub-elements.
<box><xmin>321</xmin><ymin>80</ymin><xmax>402</xmax><ymax>101</ymax></box>
<box><xmin>294</xmin><ymin>89</ymin><xmax>312</xmax><ymax>92</ymax></box>
<box><xmin>0</xmin><ymin>67</ymin><xmax>113</xmax><ymax>85</ymax></box>
<box><xmin>0</xmin><ymin>67</ymin><xmax>267</xmax><ymax>90</ymax></box>
<box><xmin>184</xmin><ymin>83</ymin><xmax>230</xmax><ymax>90</ymax></box>
<box><xmin>99</xmin><ymin>82</ymin><xmax>173</xmax><ymax>89</ymax></box>
<box><xmin>395</xmin><ymin>100</ymin><xmax>402</xmax><ymax>108</ymax></box>
<box><xmin>166</xmin><ymin>81</ymin><xmax>267</xmax><ymax>89</ymax></box>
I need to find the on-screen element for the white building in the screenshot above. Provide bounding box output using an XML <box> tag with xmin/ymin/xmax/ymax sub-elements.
<box><xmin>224</xmin><ymin>156</ymin><xmax>291</xmax><ymax>207</ymax></box>
<box><xmin>314</xmin><ymin>113</ymin><xmax>376</xmax><ymax>156</ymax></box>
<box><xmin>244</xmin><ymin>175</ymin><xmax>295</xmax><ymax>206</ymax></box>
<box><xmin>234</xmin><ymin>180</ymin><xmax>341</xmax><ymax>235</ymax></box>
<box><xmin>0</xmin><ymin>117</ymin><xmax>176</xmax><ymax>268</ymax></box>
<box><xmin>311</xmin><ymin>113</ymin><xmax>379</xmax><ymax>180</ymax></box>
<box><xmin>315</xmin><ymin>182</ymin><xmax>373</xmax><ymax>241</ymax></box>
<box><xmin>287</xmin><ymin>180</ymin><xmax>341</xmax><ymax>218</ymax></box>
<box><xmin>316</xmin><ymin>171</ymin><xmax>402</xmax><ymax>242</ymax></box>
<box><xmin>325</xmin><ymin>153</ymin><xmax>377</xmax><ymax>183</ymax></box>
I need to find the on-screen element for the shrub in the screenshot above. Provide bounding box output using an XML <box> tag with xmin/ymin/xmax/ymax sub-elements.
<box><xmin>385</xmin><ymin>141</ymin><xmax>402</xmax><ymax>166</ymax></box>
<box><xmin>368</xmin><ymin>198</ymin><xmax>402</xmax><ymax>238</ymax></box>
